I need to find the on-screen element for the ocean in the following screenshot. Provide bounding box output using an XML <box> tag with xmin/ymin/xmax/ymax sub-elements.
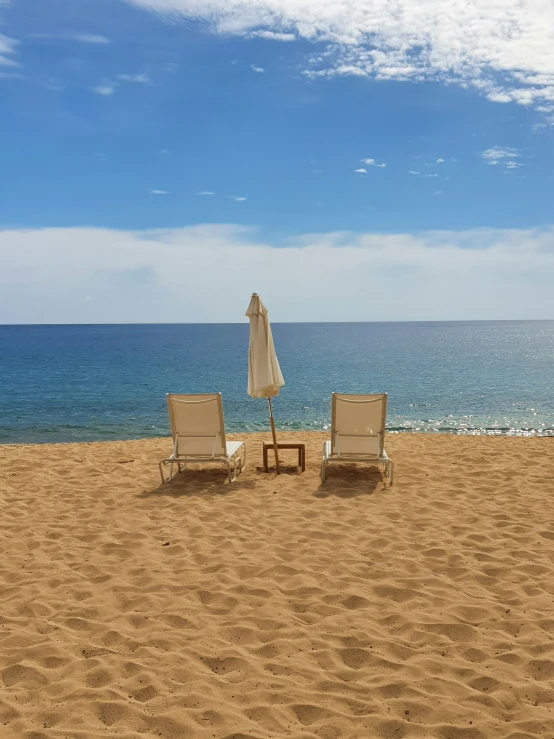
<box><xmin>1</xmin><ymin>322</ymin><xmax>553</xmax><ymax>444</ymax></box>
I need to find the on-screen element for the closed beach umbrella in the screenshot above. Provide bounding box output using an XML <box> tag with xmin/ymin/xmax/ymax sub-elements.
<box><xmin>246</xmin><ymin>293</ymin><xmax>285</xmax><ymax>473</ymax></box>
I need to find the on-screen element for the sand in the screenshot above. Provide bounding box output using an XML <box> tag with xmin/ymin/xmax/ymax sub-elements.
<box><xmin>1</xmin><ymin>432</ymin><xmax>554</xmax><ymax>739</ymax></box>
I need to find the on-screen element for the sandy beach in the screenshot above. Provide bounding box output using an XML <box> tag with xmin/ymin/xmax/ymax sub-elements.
<box><xmin>1</xmin><ymin>432</ymin><xmax>554</xmax><ymax>738</ymax></box>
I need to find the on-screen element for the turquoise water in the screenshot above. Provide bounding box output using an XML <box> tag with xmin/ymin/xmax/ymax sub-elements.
<box><xmin>0</xmin><ymin>322</ymin><xmax>553</xmax><ymax>444</ymax></box>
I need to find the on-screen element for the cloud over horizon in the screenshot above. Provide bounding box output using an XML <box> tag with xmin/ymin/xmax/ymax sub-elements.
<box><xmin>1</xmin><ymin>224</ymin><xmax>554</xmax><ymax>323</ymax></box>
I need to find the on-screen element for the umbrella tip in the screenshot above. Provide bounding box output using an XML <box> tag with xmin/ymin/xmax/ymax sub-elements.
<box><xmin>251</xmin><ymin>292</ymin><xmax>258</xmax><ymax>297</ymax></box>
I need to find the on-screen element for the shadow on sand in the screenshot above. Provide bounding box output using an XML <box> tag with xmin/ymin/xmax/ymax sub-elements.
<box><xmin>138</xmin><ymin>463</ymin><xmax>388</xmax><ymax>500</ymax></box>
<box><xmin>313</xmin><ymin>465</ymin><xmax>386</xmax><ymax>499</ymax></box>
<box><xmin>138</xmin><ymin>467</ymin><xmax>256</xmax><ymax>499</ymax></box>
<box><xmin>254</xmin><ymin>464</ymin><xmax>305</xmax><ymax>476</ymax></box>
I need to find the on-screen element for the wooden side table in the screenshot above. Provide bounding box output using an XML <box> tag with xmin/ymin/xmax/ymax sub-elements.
<box><xmin>263</xmin><ymin>443</ymin><xmax>306</xmax><ymax>473</ymax></box>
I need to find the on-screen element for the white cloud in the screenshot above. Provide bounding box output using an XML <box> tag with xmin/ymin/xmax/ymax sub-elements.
<box><xmin>228</xmin><ymin>196</ymin><xmax>247</xmax><ymax>201</ymax></box>
<box><xmin>150</xmin><ymin>189</ymin><xmax>168</xmax><ymax>195</ymax></box>
<box><xmin>2</xmin><ymin>224</ymin><xmax>554</xmax><ymax>322</ymax></box>
<box><xmin>250</xmin><ymin>64</ymin><xmax>265</xmax><ymax>73</ymax></box>
<box><xmin>481</xmin><ymin>147</ymin><xmax>521</xmax><ymax>165</ymax></box>
<box><xmin>29</xmin><ymin>33</ymin><xmax>110</xmax><ymax>44</ymax></box>
<box><xmin>484</xmin><ymin>90</ymin><xmax>513</xmax><ymax>104</ymax></box>
<box><xmin>124</xmin><ymin>0</ymin><xmax>554</xmax><ymax>115</ymax></box>
<box><xmin>250</xmin><ymin>30</ymin><xmax>296</xmax><ymax>41</ymax></box>
<box><xmin>422</xmin><ymin>173</ymin><xmax>439</xmax><ymax>178</ymax></box>
<box><xmin>505</xmin><ymin>161</ymin><xmax>522</xmax><ymax>170</ymax></box>
<box><xmin>92</xmin><ymin>84</ymin><xmax>116</xmax><ymax>96</ymax></box>
<box><xmin>408</xmin><ymin>170</ymin><xmax>420</xmax><ymax>175</ymax></box>
<box><xmin>197</xmin><ymin>191</ymin><xmax>215</xmax><ymax>195</ymax></box>
<box><xmin>43</xmin><ymin>77</ymin><xmax>64</xmax><ymax>92</ymax></box>
<box><xmin>362</xmin><ymin>158</ymin><xmax>386</xmax><ymax>168</ymax></box>
<box><xmin>92</xmin><ymin>74</ymin><xmax>150</xmax><ymax>96</ymax></box>
<box><xmin>71</xmin><ymin>34</ymin><xmax>110</xmax><ymax>44</ymax></box>
<box><xmin>117</xmin><ymin>73</ymin><xmax>151</xmax><ymax>83</ymax></box>
<box><xmin>354</xmin><ymin>168</ymin><xmax>367</xmax><ymax>174</ymax></box>
<box><xmin>0</xmin><ymin>33</ymin><xmax>18</xmax><ymax>67</ymax></box>
<box><xmin>436</xmin><ymin>158</ymin><xmax>445</xmax><ymax>164</ymax></box>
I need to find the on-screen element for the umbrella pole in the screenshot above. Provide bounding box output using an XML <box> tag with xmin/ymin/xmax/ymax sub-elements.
<box><xmin>267</xmin><ymin>398</ymin><xmax>281</xmax><ymax>475</ymax></box>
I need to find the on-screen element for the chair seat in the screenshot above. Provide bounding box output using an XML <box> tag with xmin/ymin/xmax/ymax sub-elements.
<box><xmin>225</xmin><ymin>440</ymin><xmax>245</xmax><ymax>458</ymax></box>
<box><xmin>323</xmin><ymin>440</ymin><xmax>389</xmax><ymax>461</ymax></box>
<box><xmin>170</xmin><ymin>439</ymin><xmax>244</xmax><ymax>461</ymax></box>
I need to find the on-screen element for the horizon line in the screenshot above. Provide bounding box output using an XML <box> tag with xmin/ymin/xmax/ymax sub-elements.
<box><xmin>2</xmin><ymin>319</ymin><xmax>554</xmax><ymax>327</ymax></box>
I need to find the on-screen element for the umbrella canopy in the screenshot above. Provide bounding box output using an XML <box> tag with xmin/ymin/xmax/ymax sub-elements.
<box><xmin>246</xmin><ymin>293</ymin><xmax>284</xmax><ymax>399</ymax></box>
<box><xmin>246</xmin><ymin>293</ymin><xmax>284</xmax><ymax>474</ymax></box>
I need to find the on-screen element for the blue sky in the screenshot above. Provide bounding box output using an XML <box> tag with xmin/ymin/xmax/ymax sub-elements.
<box><xmin>1</xmin><ymin>0</ymin><xmax>554</xmax><ymax>321</ymax></box>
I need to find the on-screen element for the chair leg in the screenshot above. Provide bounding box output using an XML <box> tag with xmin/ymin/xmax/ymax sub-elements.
<box><xmin>228</xmin><ymin>457</ymin><xmax>239</xmax><ymax>483</ymax></box>
<box><xmin>159</xmin><ymin>461</ymin><xmax>166</xmax><ymax>484</ymax></box>
<box><xmin>233</xmin><ymin>446</ymin><xmax>246</xmax><ymax>478</ymax></box>
<box><xmin>321</xmin><ymin>461</ymin><xmax>326</xmax><ymax>482</ymax></box>
<box><xmin>159</xmin><ymin>459</ymin><xmax>174</xmax><ymax>484</ymax></box>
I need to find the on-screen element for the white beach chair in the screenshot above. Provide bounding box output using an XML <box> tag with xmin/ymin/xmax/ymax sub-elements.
<box><xmin>321</xmin><ymin>393</ymin><xmax>394</xmax><ymax>485</ymax></box>
<box><xmin>159</xmin><ymin>393</ymin><xmax>246</xmax><ymax>484</ymax></box>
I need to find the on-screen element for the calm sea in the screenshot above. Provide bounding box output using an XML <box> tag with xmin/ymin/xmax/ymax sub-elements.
<box><xmin>1</xmin><ymin>322</ymin><xmax>553</xmax><ymax>444</ymax></box>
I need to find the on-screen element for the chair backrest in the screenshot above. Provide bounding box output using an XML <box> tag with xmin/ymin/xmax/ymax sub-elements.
<box><xmin>166</xmin><ymin>393</ymin><xmax>227</xmax><ymax>457</ymax></box>
<box><xmin>331</xmin><ymin>393</ymin><xmax>387</xmax><ymax>458</ymax></box>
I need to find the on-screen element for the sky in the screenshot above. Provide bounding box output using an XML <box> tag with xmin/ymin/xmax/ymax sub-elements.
<box><xmin>1</xmin><ymin>0</ymin><xmax>554</xmax><ymax>322</ymax></box>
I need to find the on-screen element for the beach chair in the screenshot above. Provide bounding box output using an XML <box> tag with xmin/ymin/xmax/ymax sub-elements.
<box><xmin>159</xmin><ymin>393</ymin><xmax>246</xmax><ymax>484</ymax></box>
<box><xmin>321</xmin><ymin>393</ymin><xmax>394</xmax><ymax>485</ymax></box>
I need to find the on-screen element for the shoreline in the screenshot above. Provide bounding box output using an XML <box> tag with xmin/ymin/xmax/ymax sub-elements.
<box><xmin>2</xmin><ymin>425</ymin><xmax>554</xmax><ymax>448</ymax></box>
